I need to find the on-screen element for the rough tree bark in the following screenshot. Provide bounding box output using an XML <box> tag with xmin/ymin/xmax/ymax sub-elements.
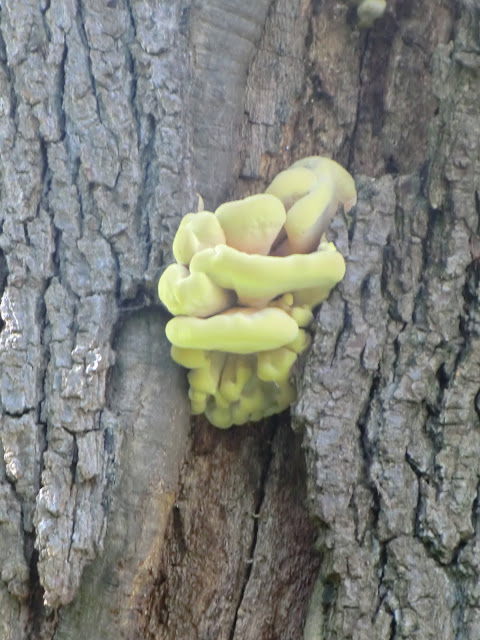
<box><xmin>0</xmin><ymin>1</ymin><xmax>478</xmax><ymax>639</ymax></box>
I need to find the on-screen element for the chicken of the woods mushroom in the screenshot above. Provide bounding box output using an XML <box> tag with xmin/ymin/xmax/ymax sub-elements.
<box><xmin>158</xmin><ymin>156</ymin><xmax>356</xmax><ymax>428</ymax></box>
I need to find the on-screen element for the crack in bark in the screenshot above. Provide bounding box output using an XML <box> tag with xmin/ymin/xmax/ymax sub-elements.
<box><xmin>75</xmin><ymin>0</ymin><xmax>102</xmax><ymax>128</ymax></box>
<box><xmin>228</xmin><ymin>420</ymin><xmax>277</xmax><ymax>640</ymax></box>
<box><xmin>0</xmin><ymin>27</ymin><xmax>18</xmax><ymax>136</ymax></box>
<box><xmin>355</xmin><ymin>369</ymin><xmax>382</xmax><ymax>534</ymax></box>
<box><xmin>330</xmin><ymin>300</ymin><xmax>349</xmax><ymax>365</ymax></box>
<box><xmin>347</xmin><ymin>31</ymin><xmax>369</xmax><ymax>172</ymax></box>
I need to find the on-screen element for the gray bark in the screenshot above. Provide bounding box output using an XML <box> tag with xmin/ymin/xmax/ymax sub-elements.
<box><xmin>0</xmin><ymin>1</ymin><xmax>478</xmax><ymax>639</ymax></box>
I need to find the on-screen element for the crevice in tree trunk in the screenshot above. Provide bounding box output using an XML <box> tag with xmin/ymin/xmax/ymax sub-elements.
<box><xmin>227</xmin><ymin>419</ymin><xmax>277</xmax><ymax>640</ymax></box>
<box><xmin>25</xmin><ymin>549</ymin><xmax>48</xmax><ymax>640</ymax></box>
<box><xmin>145</xmin><ymin>417</ymin><xmax>320</xmax><ymax>640</ymax></box>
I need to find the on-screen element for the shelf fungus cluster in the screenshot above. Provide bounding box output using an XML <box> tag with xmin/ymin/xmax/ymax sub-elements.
<box><xmin>158</xmin><ymin>157</ymin><xmax>356</xmax><ymax>428</ymax></box>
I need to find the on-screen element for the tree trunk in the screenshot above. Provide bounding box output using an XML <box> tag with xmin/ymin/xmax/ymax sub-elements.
<box><xmin>0</xmin><ymin>1</ymin><xmax>478</xmax><ymax>639</ymax></box>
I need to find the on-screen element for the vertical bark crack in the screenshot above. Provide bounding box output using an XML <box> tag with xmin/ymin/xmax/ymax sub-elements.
<box><xmin>347</xmin><ymin>31</ymin><xmax>369</xmax><ymax>171</ymax></box>
<box><xmin>228</xmin><ymin>420</ymin><xmax>277</xmax><ymax>640</ymax></box>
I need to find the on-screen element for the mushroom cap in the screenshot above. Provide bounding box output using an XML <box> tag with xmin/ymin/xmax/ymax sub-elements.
<box><xmin>256</xmin><ymin>347</ymin><xmax>298</xmax><ymax>382</ymax></box>
<box><xmin>189</xmin><ymin>387</ymin><xmax>208</xmax><ymax>415</ymax></box>
<box><xmin>204</xmin><ymin>404</ymin><xmax>233</xmax><ymax>429</ymax></box>
<box><xmin>284</xmin><ymin>179</ymin><xmax>336</xmax><ymax>254</ymax></box>
<box><xmin>289</xmin><ymin>156</ymin><xmax>357</xmax><ymax>210</ymax></box>
<box><xmin>228</xmin><ymin>380</ymin><xmax>266</xmax><ymax>424</ymax></box>
<box><xmin>177</xmin><ymin>341</ymin><xmax>306</xmax><ymax>428</ymax></box>
<box><xmin>218</xmin><ymin>354</ymin><xmax>254</xmax><ymax>403</ymax></box>
<box><xmin>170</xmin><ymin>346</ymin><xmax>209</xmax><ymax>369</ymax></box>
<box><xmin>165</xmin><ymin>307</ymin><xmax>299</xmax><ymax>354</ymax></box>
<box><xmin>204</xmin><ymin>377</ymin><xmax>296</xmax><ymax>429</ymax></box>
<box><xmin>172</xmin><ymin>211</ymin><xmax>226</xmax><ymax>266</ymax></box>
<box><xmin>292</xmin><ymin>284</ymin><xmax>333</xmax><ymax>307</ymax></box>
<box><xmin>265</xmin><ymin>167</ymin><xmax>317</xmax><ymax>211</ymax></box>
<box><xmin>265</xmin><ymin>156</ymin><xmax>356</xmax><ymax>255</ymax></box>
<box><xmin>287</xmin><ymin>328</ymin><xmax>312</xmax><ymax>354</ymax></box>
<box><xmin>267</xmin><ymin>294</ymin><xmax>314</xmax><ymax>327</ymax></box>
<box><xmin>158</xmin><ymin>263</ymin><xmax>235</xmax><ymax>317</ymax></box>
<box><xmin>215</xmin><ymin>193</ymin><xmax>286</xmax><ymax>255</ymax></box>
<box><xmin>187</xmin><ymin>351</ymin><xmax>226</xmax><ymax>395</ymax></box>
<box><xmin>265</xmin><ymin>379</ymin><xmax>297</xmax><ymax>416</ymax></box>
<box><xmin>189</xmin><ymin>243</ymin><xmax>346</xmax><ymax>307</ymax></box>
<box><xmin>290</xmin><ymin>305</ymin><xmax>314</xmax><ymax>327</ymax></box>
<box><xmin>357</xmin><ymin>0</ymin><xmax>386</xmax><ymax>28</ymax></box>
